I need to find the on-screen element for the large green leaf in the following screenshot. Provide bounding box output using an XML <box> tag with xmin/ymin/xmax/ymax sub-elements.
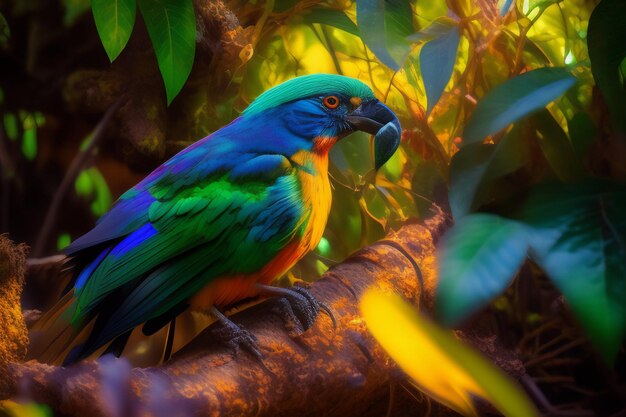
<box><xmin>532</xmin><ymin>110</ymin><xmax>579</xmax><ymax>182</ymax></box>
<box><xmin>301</xmin><ymin>9</ymin><xmax>359</xmax><ymax>36</ymax></box>
<box><xmin>356</xmin><ymin>0</ymin><xmax>413</xmax><ymax>71</ymax></box>
<box><xmin>92</xmin><ymin>0</ymin><xmax>136</xmax><ymax>62</ymax></box>
<box><xmin>516</xmin><ymin>181</ymin><xmax>626</xmax><ymax>361</ymax></box>
<box><xmin>567</xmin><ymin>112</ymin><xmax>598</xmax><ymax>159</ymax></box>
<box><xmin>449</xmin><ymin>125</ymin><xmax>528</xmax><ymax>219</ymax></box>
<box><xmin>420</xmin><ymin>24</ymin><xmax>460</xmax><ymax>115</ymax></box>
<box><xmin>138</xmin><ymin>0</ymin><xmax>196</xmax><ymax>105</ymax></box>
<box><xmin>587</xmin><ymin>0</ymin><xmax>626</xmax><ymax>132</ymax></box>
<box><xmin>463</xmin><ymin>67</ymin><xmax>576</xmax><ymax>145</ymax></box>
<box><xmin>437</xmin><ymin>214</ymin><xmax>529</xmax><ymax>325</ymax></box>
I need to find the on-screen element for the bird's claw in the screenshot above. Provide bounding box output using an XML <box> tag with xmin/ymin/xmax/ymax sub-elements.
<box><xmin>262</xmin><ymin>284</ymin><xmax>336</xmax><ymax>336</ymax></box>
<box><xmin>292</xmin><ymin>284</ymin><xmax>337</xmax><ymax>330</ymax></box>
<box><xmin>211</xmin><ymin>307</ymin><xmax>262</xmax><ymax>360</ymax></box>
<box><xmin>271</xmin><ymin>287</ymin><xmax>317</xmax><ymax>336</ymax></box>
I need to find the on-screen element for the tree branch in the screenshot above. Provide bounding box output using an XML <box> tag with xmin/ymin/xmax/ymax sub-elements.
<box><xmin>1</xmin><ymin>211</ymin><xmax>525</xmax><ymax>417</ymax></box>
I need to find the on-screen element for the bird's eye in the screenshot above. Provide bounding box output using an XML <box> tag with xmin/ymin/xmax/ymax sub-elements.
<box><xmin>323</xmin><ymin>96</ymin><xmax>340</xmax><ymax>109</ymax></box>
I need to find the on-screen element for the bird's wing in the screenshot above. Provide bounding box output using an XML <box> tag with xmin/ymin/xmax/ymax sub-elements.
<box><xmin>72</xmin><ymin>151</ymin><xmax>305</xmax><ymax>326</ymax></box>
<box><xmin>64</xmin><ymin>136</ymin><xmax>232</xmax><ymax>255</ymax></box>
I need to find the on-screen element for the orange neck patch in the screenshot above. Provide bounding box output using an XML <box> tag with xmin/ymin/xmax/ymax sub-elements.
<box><xmin>312</xmin><ymin>136</ymin><xmax>337</xmax><ymax>155</ymax></box>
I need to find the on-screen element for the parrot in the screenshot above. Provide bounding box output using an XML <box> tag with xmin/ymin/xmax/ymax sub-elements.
<box><xmin>29</xmin><ymin>74</ymin><xmax>401</xmax><ymax>366</ymax></box>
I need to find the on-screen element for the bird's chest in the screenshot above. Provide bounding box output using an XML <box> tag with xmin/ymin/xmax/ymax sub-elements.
<box><xmin>189</xmin><ymin>150</ymin><xmax>332</xmax><ymax>310</ymax></box>
<box><xmin>292</xmin><ymin>150</ymin><xmax>332</xmax><ymax>254</ymax></box>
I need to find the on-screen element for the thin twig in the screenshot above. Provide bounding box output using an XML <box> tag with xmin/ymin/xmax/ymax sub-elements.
<box><xmin>525</xmin><ymin>339</ymin><xmax>583</xmax><ymax>369</ymax></box>
<box><xmin>32</xmin><ymin>97</ymin><xmax>124</xmax><ymax>257</ymax></box>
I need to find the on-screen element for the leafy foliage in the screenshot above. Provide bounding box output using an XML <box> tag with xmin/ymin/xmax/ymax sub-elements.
<box><xmin>587</xmin><ymin>0</ymin><xmax>626</xmax><ymax>132</ymax></box>
<box><xmin>356</xmin><ymin>0</ymin><xmax>413</xmax><ymax>70</ymax></box>
<box><xmin>462</xmin><ymin>68</ymin><xmax>576</xmax><ymax>145</ymax></box>
<box><xmin>437</xmin><ymin>214</ymin><xmax>529</xmax><ymax>324</ymax></box>
<box><xmin>515</xmin><ymin>181</ymin><xmax>626</xmax><ymax>360</ymax></box>
<box><xmin>91</xmin><ymin>0</ymin><xmax>196</xmax><ymax>104</ymax></box>
<box><xmin>433</xmin><ymin>0</ymin><xmax>626</xmax><ymax>362</ymax></box>
<box><xmin>91</xmin><ymin>0</ymin><xmax>136</xmax><ymax>62</ymax></box>
<box><xmin>419</xmin><ymin>23</ymin><xmax>460</xmax><ymax>115</ymax></box>
<box><xmin>137</xmin><ymin>0</ymin><xmax>196</xmax><ymax>105</ymax></box>
<box><xmin>75</xmin><ymin>168</ymin><xmax>113</xmax><ymax>217</ymax></box>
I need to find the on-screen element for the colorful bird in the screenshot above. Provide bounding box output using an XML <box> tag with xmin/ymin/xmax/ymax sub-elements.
<box><xmin>29</xmin><ymin>74</ymin><xmax>401</xmax><ymax>365</ymax></box>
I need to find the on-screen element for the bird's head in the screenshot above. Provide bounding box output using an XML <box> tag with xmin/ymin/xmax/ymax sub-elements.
<box><xmin>242</xmin><ymin>74</ymin><xmax>401</xmax><ymax>170</ymax></box>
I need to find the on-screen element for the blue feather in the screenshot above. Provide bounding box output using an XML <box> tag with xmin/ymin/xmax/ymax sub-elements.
<box><xmin>110</xmin><ymin>223</ymin><xmax>158</xmax><ymax>257</ymax></box>
<box><xmin>75</xmin><ymin>248</ymin><xmax>110</xmax><ymax>290</ymax></box>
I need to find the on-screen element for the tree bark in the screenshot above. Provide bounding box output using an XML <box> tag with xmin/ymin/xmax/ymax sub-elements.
<box><xmin>0</xmin><ymin>235</ymin><xmax>29</xmax><ymax>397</ymax></box>
<box><xmin>1</xmin><ymin>211</ymin><xmax>525</xmax><ymax>417</ymax></box>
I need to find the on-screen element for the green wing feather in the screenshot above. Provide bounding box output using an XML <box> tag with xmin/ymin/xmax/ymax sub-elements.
<box><xmin>73</xmin><ymin>157</ymin><xmax>305</xmax><ymax>341</ymax></box>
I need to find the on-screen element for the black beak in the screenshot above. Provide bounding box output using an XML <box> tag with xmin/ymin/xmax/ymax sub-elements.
<box><xmin>346</xmin><ymin>99</ymin><xmax>402</xmax><ymax>170</ymax></box>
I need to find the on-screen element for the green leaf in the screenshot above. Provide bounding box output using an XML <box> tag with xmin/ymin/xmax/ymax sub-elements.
<box><xmin>75</xmin><ymin>168</ymin><xmax>112</xmax><ymax>217</ymax></box>
<box><xmin>22</xmin><ymin>126</ymin><xmax>37</xmax><ymax>161</ymax></box>
<box><xmin>420</xmin><ymin>25</ymin><xmax>460</xmax><ymax>115</ymax></box>
<box><xmin>437</xmin><ymin>214</ymin><xmax>529</xmax><ymax>325</ymax></box>
<box><xmin>532</xmin><ymin>110</ymin><xmax>579</xmax><ymax>182</ymax></box>
<box><xmin>57</xmin><ymin>233</ymin><xmax>72</xmax><ymax>251</ymax></box>
<box><xmin>568</xmin><ymin>112</ymin><xmax>597</xmax><ymax>159</ymax></box>
<box><xmin>92</xmin><ymin>0</ymin><xmax>136</xmax><ymax>62</ymax></box>
<box><xmin>406</xmin><ymin>17</ymin><xmax>457</xmax><ymax>43</ymax></box>
<box><xmin>356</xmin><ymin>0</ymin><xmax>413</xmax><ymax>71</ymax></box>
<box><xmin>449</xmin><ymin>125</ymin><xmax>528</xmax><ymax>219</ymax></box>
<box><xmin>75</xmin><ymin>169</ymin><xmax>94</xmax><ymax>196</ymax></box>
<box><xmin>3</xmin><ymin>113</ymin><xmax>18</xmax><ymax>140</ymax></box>
<box><xmin>301</xmin><ymin>9</ymin><xmax>359</xmax><ymax>36</ymax></box>
<box><xmin>516</xmin><ymin>181</ymin><xmax>626</xmax><ymax>362</ymax></box>
<box><xmin>316</xmin><ymin>236</ymin><xmax>331</xmax><ymax>256</ymax></box>
<box><xmin>138</xmin><ymin>0</ymin><xmax>196</xmax><ymax>105</ymax></box>
<box><xmin>90</xmin><ymin>168</ymin><xmax>113</xmax><ymax>216</ymax></box>
<box><xmin>587</xmin><ymin>0</ymin><xmax>626</xmax><ymax>132</ymax></box>
<box><xmin>463</xmin><ymin>67</ymin><xmax>576</xmax><ymax>145</ymax></box>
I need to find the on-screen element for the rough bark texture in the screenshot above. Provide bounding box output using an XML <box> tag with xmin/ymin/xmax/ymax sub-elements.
<box><xmin>0</xmin><ymin>212</ymin><xmax>524</xmax><ymax>417</ymax></box>
<box><xmin>0</xmin><ymin>235</ymin><xmax>29</xmax><ymax>397</ymax></box>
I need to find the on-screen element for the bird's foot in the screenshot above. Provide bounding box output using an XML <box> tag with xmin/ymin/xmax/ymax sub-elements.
<box><xmin>256</xmin><ymin>284</ymin><xmax>336</xmax><ymax>337</ymax></box>
<box><xmin>210</xmin><ymin>306</ymin><xmax>261</xmax><ymax>360</ymax></box>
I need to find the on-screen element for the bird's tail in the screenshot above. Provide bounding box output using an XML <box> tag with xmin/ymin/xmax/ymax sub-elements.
<box><xmin>27</xmin><ymin>290</ymin><xmax>102</xmax><ymax>365</ymax></box>
<box><xmin>28</xmin><ymin>291</ymin><xmax>216</xmax><ymax>366</ymax></box>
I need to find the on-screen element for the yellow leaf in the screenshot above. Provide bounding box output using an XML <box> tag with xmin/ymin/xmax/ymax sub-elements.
<box><xmin>360</xmin><ymin>289</ymin><xmax>538</xmax><ymax>417</ymax></box>
<box><xmin>0</xmin><ymin>401</ymin><xmax>51</xmax><ymax>417</ymax></box>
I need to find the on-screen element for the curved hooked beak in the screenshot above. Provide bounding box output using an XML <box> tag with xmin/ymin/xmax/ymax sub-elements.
<box><xmin>346</xmin><ymin>99</ymin><xmax>401</xmax><ymax>170</ymax></box>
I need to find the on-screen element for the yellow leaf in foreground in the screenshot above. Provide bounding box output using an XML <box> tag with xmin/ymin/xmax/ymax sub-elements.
<box><xmin>360</xmin><ymin>289</ymin><xmax>538</xmax><ymax>417</ymax></box>
<box><xmin>0</xmin><ymin>401</ymin><xmax>51</xmax><ymax>417</ymax></box>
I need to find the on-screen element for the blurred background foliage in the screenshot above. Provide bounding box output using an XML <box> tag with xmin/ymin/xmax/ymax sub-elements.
<box><xmin>1</xmin><ymin>0</ymin><xmax>626</xmax><ymax>415</ymax></box>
